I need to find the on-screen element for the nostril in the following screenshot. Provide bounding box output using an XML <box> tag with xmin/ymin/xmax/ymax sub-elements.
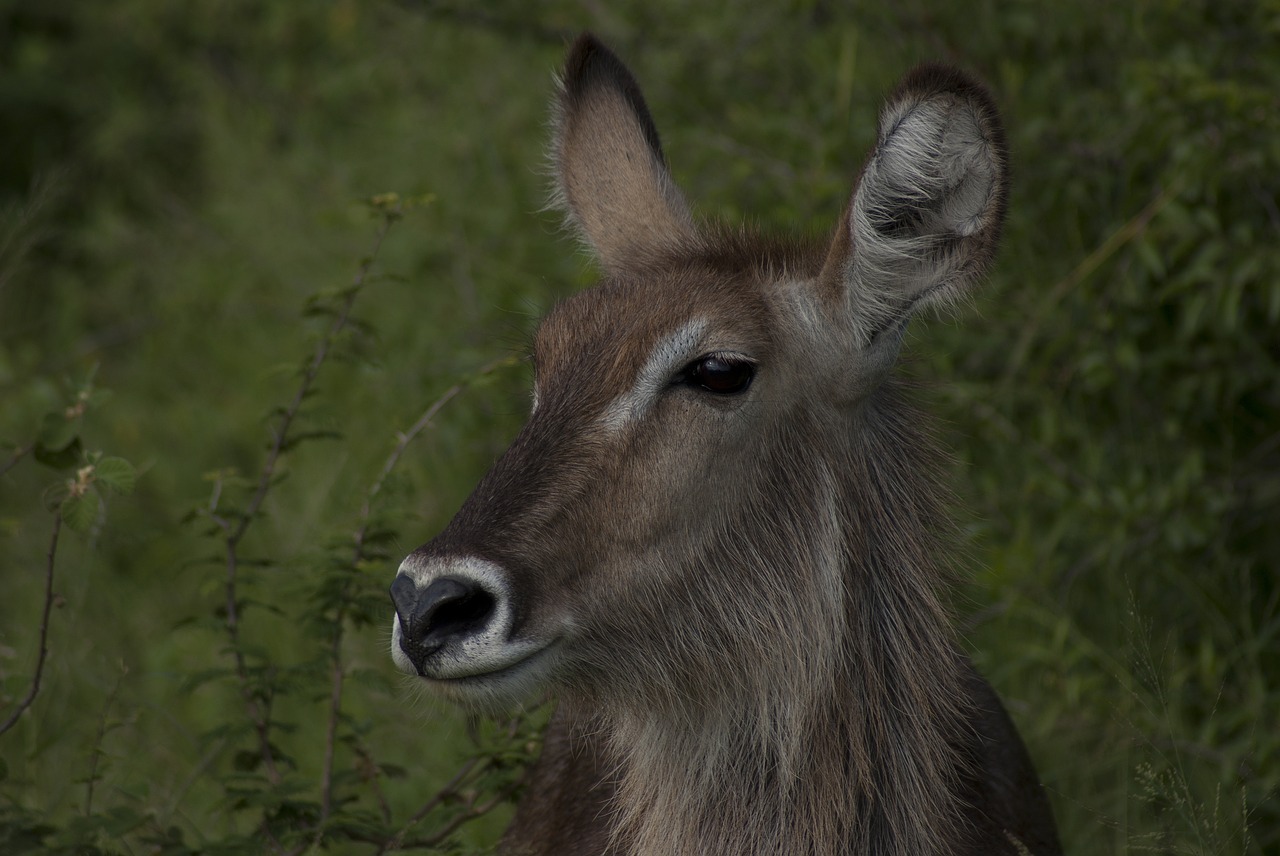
<box><xmin>414</xmin><ymin>576</ymin><xmax>497</xmax><ymax>647</ymax></box>
<box><xmin>389</xmin><ymin>574</ymin><xmax>418</xmax><ymax>625</ymax></box>
<box><xmin>427</xmin><ymin>588</ymin><xmax>496</xmax><ymax>640</ymax></box>
<box><xmin>390</xmin><ymin>559</ymin><xmax>513</xmax><ymax>677</ymax></box>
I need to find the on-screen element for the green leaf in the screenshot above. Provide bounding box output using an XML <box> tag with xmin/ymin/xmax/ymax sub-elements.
<box><xmin>94</xmin><ymin>457</ymin><xmax>137</xmax><ymax>494</ymax></box>
<box><xmin>37</xmin><ymin>410</ymin><xmax>80</xmax><ymax>450</ymax></box>
<box><xmin>101</xmin><ymin>805</ymin><xmax>147</xmax><ymax>837</ymax></box>
<box><xmin>62</xmin><ymin>491</ymin><xmax>100</xmax><ymax>533</ymax></box>
<box><xmin>232</xmin><ymin>750</ymin><xmax>262</xmax><ymax>772</ymax></box>
<box><xmin>33</xmin><ymin>436</ymin><xmax>83</xmax><ymax>471</ymax></box>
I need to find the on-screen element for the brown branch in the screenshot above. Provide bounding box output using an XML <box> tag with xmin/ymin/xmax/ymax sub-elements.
<box><xmin>354</xmin><ymin>738</ymin><xmax>394</xmax><ymax>825</ymax></box>
<box><xmin>0</xmin><ymin>442</ymin><xmax>33</xmax><ymax>479</ymax></box>
<box><xmin>312</xmin><ymin>377</ymin><xmax>471</xmax><ymax>843</ymax></box>
<box><xmin>413</xmin><ymin>779</ymin><xmax>525</xmax><ymax>849</ymax></box>
<box><xmin>312</xmin><ymin>652</ymin><xmax>345</xmax><ymax>847</ymax></box>
<box><xmin>354</xmin><ymin>354</ymin><xmax>515</xmax><ymax>547</ymax></box>
<box><xmin>0</xmin><ymin>511</ymin><xmax>62</xmax><ymax>736</ymax></box>
<box><xmin>375</xmin><ymin>715</ymin><xmax>531</xmax><ymax>852</ymax></box>
<box><xmin>220</xmin><ymin>209</ymin><xmax>400</xmax><ymax>786</ymax></box>
<box><xmin>355</xmin><ymin>384</ymin><xmax>462</xmax><ymax>540</ymax></box>
<box><xmin>378</xmin><ymin>757</ymin><xmax>481</xmax><ymax>853</ymax></box>
<box><xmin>309</xmin><ymin>356</ymin><xmax>519</xmax><ymax>844</ymax></box>
<box><xmin>83</xmin><ymin>665</ymin><xmax>127</xmax><ymax>815</ymax></box>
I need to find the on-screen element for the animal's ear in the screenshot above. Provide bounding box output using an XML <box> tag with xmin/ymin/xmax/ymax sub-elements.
<box><xmin>551</xmin><ymin>34</ymin><xmax>696</xmax><ymax>273</ymax></box>
<box><xmin>819</xmin><ymin>64</ymin><xmax>1008</xmax><ymax>349</ymax></box>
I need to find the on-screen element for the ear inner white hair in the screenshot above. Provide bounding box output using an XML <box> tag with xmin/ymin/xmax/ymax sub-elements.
<box><xmin>830</xmin><ymin>66</ymin><xmax>1007</xmax><ymax>348</ymax></box>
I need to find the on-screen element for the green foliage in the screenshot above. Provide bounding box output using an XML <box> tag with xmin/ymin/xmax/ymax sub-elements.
<box><xmin>3</xmin><ymin>189</ymin><xmax>532</xmax><ymax>851</ymax></box>
<box><xmin>1</xmin><ymin>1</ymin><xmax>1276</xmax><ymax>853</ymax></box>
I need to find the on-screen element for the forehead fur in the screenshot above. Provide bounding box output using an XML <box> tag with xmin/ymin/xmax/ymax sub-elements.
<box><xmin>534</xmin><ymin>231</ymin><xmax>824</xmax><ymax>384</ymax></box>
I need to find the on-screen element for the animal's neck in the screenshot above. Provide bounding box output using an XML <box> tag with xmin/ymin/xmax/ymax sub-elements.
<box><xmin>605</xmin><ymin>615</ymin><xmax>969</xmax><ymax>855</ymax></box>
<box><xmin>604</xmin><ymin>392</ymin><xmax>973</xmax><ymax>856</ymax></box>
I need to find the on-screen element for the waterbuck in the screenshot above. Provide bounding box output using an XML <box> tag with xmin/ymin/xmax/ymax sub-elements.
<box><xmin>390</xmin><ymin>34</ymin><xmax>1062</xmax><ymax>856</ymax></box>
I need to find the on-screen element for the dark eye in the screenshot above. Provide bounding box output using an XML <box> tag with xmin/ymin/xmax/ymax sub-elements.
<box><xmin>679</xmin><ymin>354</ymin><xmax>755</xmax><ymax>395</ymax></box>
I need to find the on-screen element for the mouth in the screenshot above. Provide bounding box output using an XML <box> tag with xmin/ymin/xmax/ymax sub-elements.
<box><xmin>393</xmin><ymin>618</ymin><xmax>561</xmax><ymax>709</ymax></box>
<box><xmin>422</xmin><ymin>638</ymin><xmax>559</xmax><ymax>683</ymax></box>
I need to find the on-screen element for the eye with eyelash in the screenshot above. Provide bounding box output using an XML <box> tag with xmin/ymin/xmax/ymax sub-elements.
<box><xmin>672</xmin><ymin>353</ymin><xmax>756</xmax><ymax>395</ymax></box>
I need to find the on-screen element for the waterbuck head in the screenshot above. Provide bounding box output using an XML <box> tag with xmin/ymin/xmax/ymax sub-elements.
<box><xmin>389</xmin><ymin>33</ymin><xmax>1007</xmax><ymax>737</ymax></box>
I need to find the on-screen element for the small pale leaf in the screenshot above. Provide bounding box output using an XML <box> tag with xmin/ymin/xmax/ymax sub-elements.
<box><xmin>62</xmin><ymin>491</ymin><xmax>100</xmax><ymax>533</ymax></box>
<box><xmin>95</xmin><ymin>457</ymin><xmax>137</xmax><ymax>494</ymax></box>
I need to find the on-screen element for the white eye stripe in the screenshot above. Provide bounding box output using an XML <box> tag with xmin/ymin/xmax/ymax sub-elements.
<box><xmin>600</xmin><ymin>317</ymin><xmax>709</xmax><ymax>431</ymax></box>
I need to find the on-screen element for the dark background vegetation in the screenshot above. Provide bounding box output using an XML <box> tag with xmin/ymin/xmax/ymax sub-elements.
<box><xmin>2</xmin><ymin>1</ymin><xmax>1276</xmax><ymax>852</ymax></box>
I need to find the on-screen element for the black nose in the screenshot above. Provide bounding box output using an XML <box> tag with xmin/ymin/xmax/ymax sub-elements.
<box><xmin>390</xmin><ymin>574</ymin><xmax>497</xmax><ymax>672</ymax></box>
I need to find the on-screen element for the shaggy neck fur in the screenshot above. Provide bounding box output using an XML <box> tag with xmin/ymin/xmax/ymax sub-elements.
<box><xmin>586</xmin><ymin>384</ymin><xmax>972</xmax><ymax>856</ymax></box>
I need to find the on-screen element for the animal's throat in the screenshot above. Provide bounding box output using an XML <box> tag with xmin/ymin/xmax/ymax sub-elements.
<box><xmin>600</xmin><ymin>617</ymin><xmax>970</xmax><ymax>856</ymax></box>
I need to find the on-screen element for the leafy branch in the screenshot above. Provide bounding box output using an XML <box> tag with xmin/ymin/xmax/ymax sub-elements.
<box><xmin>206</xmin><ymin>195</ymin><xmax>413</xmax><ymax>786</ymax></box>
<box><xmin>191</xmin><ymin>193</ymin><xmax>530</xmax><ymax>853</ymax></box>
<box><xmin>0</xmin><ymin>512</ymin><xmax>61</xmax><ymax>737</ymax></box>
<box><xmin>311</xmin><ymin>354</ymin><xmax>521</xmax><ymax>849</ymax></box>
<box><xmin>0</xmin><ymin>375</ymin><xmax>136</xmax><ymax>738</ymax></box>
<box><xmin>373</xmin><ymin>716</ymin><xmax>535</xmax><ymax>853</ymax></box>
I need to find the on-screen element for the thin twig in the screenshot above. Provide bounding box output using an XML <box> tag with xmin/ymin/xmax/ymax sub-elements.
<box><xmin>354</xmin><ymin>738</ymin><xmax>394</xmax><ymax>825</ymax></box>
<box><xmin>0</xmin><ymin>511</ymin><xmax>61</xmax><ymax>736</ymax></box>
<box><xmin>414</xmin><ymin>779</ymin><xmax>525</xmax><ymax>848</ymax></box>
<box><xmin>355</xmin><ymin>355</ymin><xmax>515</xmax><ymax>545</ymax></box>
<box><xmin>374</xmin><ymin>716</ymin><xmax>531</xmax><ymax>850</ymax></box>
<box><xmin>0</xmin><ymin>442</ymin><xmax>33</xmax><ymax>479</ymax></box>
<box><xmin>313</xmin><ymin>652</ymin><xmax>345</xmax><ymax>844</ymax></box>
<box><xmin>356</xmin><ymin>385</ymin><xmax>463</xmax><ymax>536</ymax></box>
<box><xmin>83</xmin><ymin>665</ymin><xmax>127</xmax><ymax>815</ymax></box>
<box><xmin>379</xmin><ymin>757</ymin><xmax>481</xmax><ymax>853</ymax></box>
<box><xmin>218</xmin><ymin>209</ymin><xmax>399</xmax><ymax>784</ymax></box>
<box><xmin>314</xmin><ymin>379</ymin><xmax>466</xmax><ymax>842</ymax></box>
<box><xmin>310</xmin><ymin>356</ymin><xmax>519</xmax><ymax>845</ymax></box>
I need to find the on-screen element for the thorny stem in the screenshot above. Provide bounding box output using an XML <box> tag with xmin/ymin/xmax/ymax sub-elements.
<box><xmin>354</xmin><ymin>354</ymin><xmax>516</xmax><ymax>547</ymax></box>
<box><xmin>313</xmin><ymin>356</ymin><xmax>517</xmax><ymax>845</ymax></box>
<box><xmin>0</xmin><ymin>511</ymin><xmax>61</xmax><ymax>736</ymax></box>
<box><xmin>84</xmin><ymin>667</ymin><xmax>127</xmax><ymax>816</ymax></box>
<box><xmin>360</xmin><ymin>778</ymin><xmax>524</xmax><ymax>852</ymax></box>
<box><xmin>413</xmin><ymin>780</ymin><xmax>524</xmax><ymax>848</ymax></box>
<box><xmin>376</xmin><ymin>717</ymin><xmax>528</xmax><ymax>853</ymax></box>
<box><xmin>314</xmin><ymin>652</ymin><xmax>345</xmax><ymax>843</ymax></box>
<box><xmin>356</xmin><ymin>739</ymin><xmax>394</xmax><ymax>825</ymax></box>
<box><xmin>378</xmin><ymin>758</ymin><xmax>479</xmax><ymax>854</ymax></box>
<box><xmin>354</xmin><ymin>384</ymin><xmax>462</xmax><ymax>542</ymax></box>
<box><xmin>0</xmin><ymin>506</ymin><xmax>61</xmax><ymax>737</ymax></box>
<box><xmin>218</xmin><ymin>210</ymin><xmax>399</xmax><ymax>786</ymax></box>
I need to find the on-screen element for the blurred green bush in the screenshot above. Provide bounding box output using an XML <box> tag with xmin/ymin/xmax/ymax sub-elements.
<box><xmin>1</xmin><ymin>0</ymin><xmax>1276</xmax><ymax>852</ymax></box>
